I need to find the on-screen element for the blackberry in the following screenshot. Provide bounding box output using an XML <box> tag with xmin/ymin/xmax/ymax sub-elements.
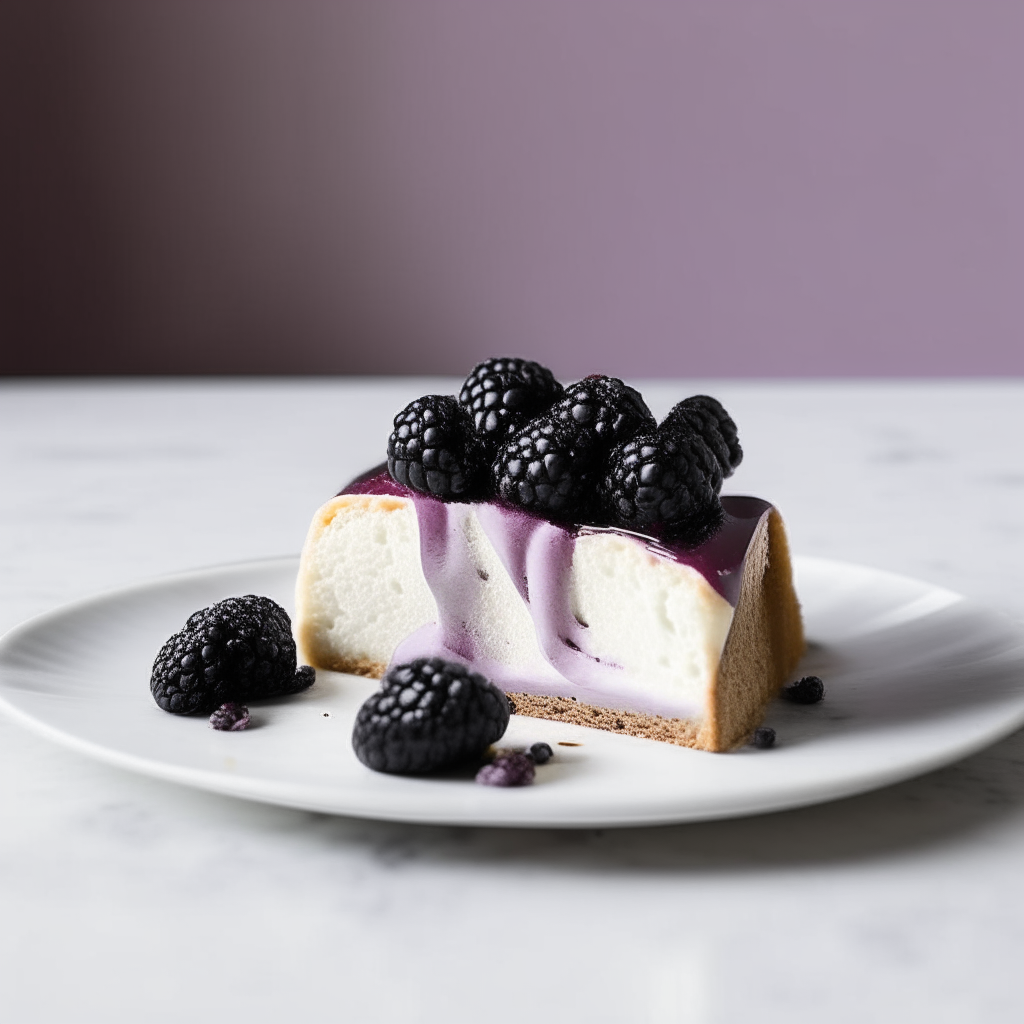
<box><xmin>783</xmin><ymin>676</ymin><xmax>825</xmax><ymax>704</ymax></box>
<box><xmin>151</xmin><ymin>595</ymin><xmax>314</xmax><ymax>715</ymax></box>
<box><xmin>492</xmin><ymin>416</ymin><xmax>600</xmax><ymax>521</ymax></box>
<box><xmin>528</xmin><ymin>741</ymin><xmax>553</xmax><ymax>764</ymax></box>
<box><xmin>550</xmin><ymin>376</ymin><xmax>656</xmax><ymax>453</ymax></box>
<box><xmin>459</xmin><ymin>357</ymin><xmax>564</xmax><ymax>449</ymax></box>
<box><xmin>662</xmin><ymin>395</ymin><xmax>742</xmax><ymax>478</ymax></box>
<box><xmin>476</xmin><ymin>752</ymin><xmax>536</xmax><ymax>787</ymax></box>
<box><xmin>388</xmin><ymin>394</ymin><xmax>488</xmax><ymax>500</ymax></box>
<box><xmin>352</xmin><ymin>657</ymin><xmax>510</xmax><ymax>774</ymax></box>
<box><xmin>752</xmin><ymin>727</ymin><xmax>776</xmax><ymax>749</ymax></box>
<box><xmin>209</xmin><ymin>702</ymin><xmax>251</xmax><ymax>731</ymax></box>
<box><xmin>599</xmin><ymin>431</ymin><xmax>722</xmax><ymax>535</ymax></box>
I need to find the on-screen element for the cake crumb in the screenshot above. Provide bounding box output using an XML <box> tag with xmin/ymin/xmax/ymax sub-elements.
<box><xmin>558</xmin><ymin>741</ymin><xmax>582</xmax><ymax>747</ymax></box>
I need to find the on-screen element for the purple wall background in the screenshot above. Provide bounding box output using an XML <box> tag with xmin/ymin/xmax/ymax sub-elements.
<box><xmin>3</xmin><ymin>1</ymin><xmax>1023</xmax><ymax>377</ymax></box>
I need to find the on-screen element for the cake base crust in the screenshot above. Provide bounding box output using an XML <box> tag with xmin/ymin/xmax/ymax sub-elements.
<box><xmin>319</xmin><ymin>655</ymin><xmax>387</xmax><ymax>679</ymax></box>
<box><xmin>506</xmin><ymin>693</ymin><xmax>704</xmax><ymax>748</ymax></box>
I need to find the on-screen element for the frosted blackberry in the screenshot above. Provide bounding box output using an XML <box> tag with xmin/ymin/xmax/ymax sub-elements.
<box><xmin>459</xmin><ymin>357</ymin><xmax>563</xmax><ymax>449</ymax></box>
<box><xmin>661</xmin><ymin>395</ymin><xmax>742</xmax><ymax>477</ymax></box>
<box><xmin>151</xmin><ymin>595</ymin><xmax>314</xmax><ymax>715</ymax></box>
<box><xmin>352</xmin><ymin>657</ymin><xmax>510</xmax><ymax>774</ymax></box>
<box><xmin>550</xmin><ymin>376</ymin><xmax>656</xmax><ymax>453</ymax></box>
<box><xmin>492</xmin><ymin>417</ymin><xmax>597</xmax><ymax>521</ymax></box>
<box><xmin>388</xmin><ymin>394</ymin><xmax>488</xmax><ymax>500</ymax></box>
<box><xmin>476</xmin><ymin>752</ymin><xmax>536</xmax><ymax>787</ymax></box>
<box><xmin>600</xmin><ymin>431</ymin><xmax>722</xmax><ymax>534</ymax></box>
<box><xmin>783</xmin><ymin>676</ymin><xmax>825</xmax><ymax>704</ymax></box>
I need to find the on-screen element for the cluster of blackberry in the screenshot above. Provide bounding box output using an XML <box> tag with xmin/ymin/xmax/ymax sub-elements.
<box><xmin>352</xmin><ymin>657</ymin><xmax>510</xmax><ymax>773</ymax></box>
<box><xmin>151</xmin><ymin>595</ymin><xmax>314</xmax><ymax>715</ymax></box>
<box><xmin>351</xmin><ymin>655</ymin><xmax>558</xmax><ymax>779</ymax></box>
<box><xmin>387</xmin><ymin>357</ymin><xmax>743</xmax><ymax>542</ymax></box>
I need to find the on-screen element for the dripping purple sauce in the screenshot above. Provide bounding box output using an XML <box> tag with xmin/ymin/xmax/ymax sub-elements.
<box><xmin>340</xmin><ymin>464</ymin><xmax>768</xmax><ymax>606</ymax></box>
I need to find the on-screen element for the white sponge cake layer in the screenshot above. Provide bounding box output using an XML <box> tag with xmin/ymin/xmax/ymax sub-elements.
<box><xmin>298</xmin><ymin>493</ymin><xmax>735</xmax><ymax>720</ymax></box>
<box><xmin>295</xmin><ymin>483</ymin><xmax>804</xmax><ymax>749</ymax></box>
<box><xmin>295</xmin><ymin>494</ymin><xmax>437</xmax><ymax>675</ymax></box>
<box><xmin>571</xmin><ymin>533</ymin><xmax>734</xmax><ymax>714</ymax></box>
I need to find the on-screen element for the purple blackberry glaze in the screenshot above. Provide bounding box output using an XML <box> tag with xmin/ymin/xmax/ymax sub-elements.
<box><xmin>476</xmin><ymin>753</ymin><xmax>536</xmax><ymax>787</ymax></box>
<box><xmin>341</xmin><ymin>467</ymin><xmax>767</xmax><ymax>604</ymax></box>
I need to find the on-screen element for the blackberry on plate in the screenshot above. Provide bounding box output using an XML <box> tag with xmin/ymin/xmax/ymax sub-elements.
<box><xmin>600</xmin><ymin>431</ymin><xmax>722</xmax><ymax>533</ymax></box>
<box><xmin>752</xmin><ymin>727</ymin><xmax>776</xmax><ymax>749</ymax></box>
<box><xmin>476</xmin><ymin>752</ymin><xmax>535</xmax><ymax>787</ymax></box>
<box><xmin>783</xmin><ymin>676</ymin><xmax>825</xmax><ymax>704</ymax></box>
<box><xmin>550</xmin><ymin>376</ymin><xmax>656</xmax><ymax>453</ymax></box>
<box><xmin>492</xmin><ymin>417</ymin><xmax>598</xmax><ymax>521</ymax></box>
<box><xmin>151</xmin><ymin>595</ymin><xmax>314</xmax><ymax>715</ymax></box>
<box><xmin>661</xmin><ymin>395</ymin><xmax>742</xmax><ymax>477</ymax></box>
<box><xmin>459</xmin><ymin>357</ymin><xmax>563</xmax><ymax>449</ymax></box>
<box><xmin>388</xmin><ymin>394</ymin><xmax>488</xmax><ymax>500</ymax></box>
<box><xmin>352</xmin><ymin>657</ymin><xmax>510</xmax><ymax>774</ymax></box>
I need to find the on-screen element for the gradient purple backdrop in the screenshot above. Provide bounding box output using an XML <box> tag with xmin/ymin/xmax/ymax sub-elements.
<box><xmin>3</xmin><ymin>1</ymin><xmax>1022</xmax><ymax>377</ymax></box>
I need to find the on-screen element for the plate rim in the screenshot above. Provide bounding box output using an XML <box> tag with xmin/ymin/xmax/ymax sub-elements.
<box><xmin>3</xmin><ymin>554</ymin><xmax>1024</xmax><ymax>828</ymax></box>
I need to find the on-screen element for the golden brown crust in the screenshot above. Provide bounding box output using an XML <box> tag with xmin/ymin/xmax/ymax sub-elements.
<box><xmin>311</xmin><ymin>654</ymin><xmax>387</xmax><ymax>679</ymax></box>
<box><xmin>507</xmin><ymin>693</ymin><xmax>702</xmax><ymax>748</ymax></box>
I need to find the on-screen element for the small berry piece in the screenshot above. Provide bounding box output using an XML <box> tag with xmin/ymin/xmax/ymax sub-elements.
<box><xmin>388</xmin><ymin>394</ymin><xmax>488</xmax><ymax>500</ymax></box>
<box><xmin>476</xmin><ymin>753</ymin><xmax>536</xmax><ymax>787</ymax></box>
<box><xmin>492</xmin><ymin>417</ymin><xmax>598</xmax><ymax>521</ymax></box>
<box><xmin>209</xmin><ymin>703</ymin><xmax>251</xmax><ymax>731</ymax></box>
<box><xmin>528</xmin><ymin>741</ymin><xmax>553</xmax><ymax>765</ymax></box>
<box><xmin>600</xmin><ymin>431</ymin><xmax>722</xmax><ymax>533</ymax></box>
<box><xmin>783</xmin><ymin>676</ymin><xmax>825</xmax><ymax>704</ymax></box>
<box><xmin>661</xmin><ymin>395</ymin><xmax>742</xmax><ymax>478</ymax></box>
<box><xmin>151</xmin><ymin>595</ymin><xmax>313</xmax><ymax>715</ymax></box>
<box><xmin>752</xmin><ymin>727</ymin><xmax>776</xmax><ymax>749</ymax></box>
<box><xmin>549</xmin><ymin>376</ymin><xmax>656</xmax><ymax>453</ymax></box>
<box><xmin>459</xmin><ymin>357</ymin><xmax>564</xmax><ymax>449</ymax></box>
<box><xmin>352</xmin><ymin>658</ymin><xmax>510</xmax><ymax>774</ymax></box>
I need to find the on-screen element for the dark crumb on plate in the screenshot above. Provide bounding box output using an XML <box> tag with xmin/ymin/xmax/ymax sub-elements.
<box><xmin>476</xmin><ymin>753</ymin><xmax>535</xmax><ymax>787</ymax></box>
<box><xmin>209</xmin><ymin>703</ymin><xmax>251</xmax><ymax>731</ymax></box>
<box><xmin>558</xmin><ymin>741</ymin><xmax>583</xmax><ymax>747</ymax></box>
<box><xmin>528</xmin><ymin>742</ymin><xmax>553</xmax><ymax>764</ymax></box>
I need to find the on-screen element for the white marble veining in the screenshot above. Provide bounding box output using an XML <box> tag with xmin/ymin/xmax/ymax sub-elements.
<box><xmin>2</xmin><ymin>379</ymin><xmax>1024</xmax><ymax>1023</ymax></box>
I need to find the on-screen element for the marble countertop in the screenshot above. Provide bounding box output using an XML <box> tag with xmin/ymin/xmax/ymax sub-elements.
<box><xmin>2</xmin><ymin>378</ymin><xmax>1024</xmax><ymax>1024</ymax></box>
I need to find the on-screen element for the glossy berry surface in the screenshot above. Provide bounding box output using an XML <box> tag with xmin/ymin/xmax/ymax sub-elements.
<box><xmin>550</xmin><ymin>376</ymin><xmax>656</xmax><ymax>453</ymax></box>
<box><xmin>661</xmin><ymin>395</ymin><xmax>742</xmax><ymax>477</ymax></box>
<box><xmin>151</xmin><ymin>595</ymin><xmax>314</xmax><ymax>715</ymax></box>
<box><xmin>783</xmin><ymin>676</ymin><xmax>825</xmax><ymax>704</ymax></box>
<box><xmin>752</xmin><ymin>727</ymin><xmax>776</xmax><ymax>749</ymax></box>
<box><xmin>209</xmin><ymin>702</ymin><xmax>251</xmax><ymax>731</ymax></box>
<box><xmin>492</xmin><ymin>417</ymin><xmax>597</xmax><ymax>521</ymax></box>
<box><xmin>352</xmin><ymin>658</ymin><xmax>510</xmax><ymax>774</ymax></box>
<box><xmin>600</xmin><ymin>432</ymin><xmax>721</xmax><ymax>532</ymax></box>
<box><xmin>388</xmin><ymin>394</ymin><xmax>488</xmax><ymax>500</ymax></box>
<box><xmin>528</xmin><ymin>741</ymin><xmax>553</xmax><ymax>764</ymax></box>
<box><xmin>476</xmin><ymin>752</ymin><xmax>536</xmax><ymax>787</ymax></box>
<box><xmin>459</xmin><ymin>357</ymin><xmax>563</xmax><ymax>449</ymax></box>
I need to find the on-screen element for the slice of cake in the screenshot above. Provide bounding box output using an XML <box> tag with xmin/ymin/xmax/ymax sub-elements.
<box><xmin>296</xmin><ymin>467</ymin><xmax>803</xmax><ymax>752</ymax></box>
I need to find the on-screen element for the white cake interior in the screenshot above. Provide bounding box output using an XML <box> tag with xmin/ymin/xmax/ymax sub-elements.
<box><xmin>296</xmin><ymin>493</ymin><xmax>734</xmax><ymax>720</ymax></box>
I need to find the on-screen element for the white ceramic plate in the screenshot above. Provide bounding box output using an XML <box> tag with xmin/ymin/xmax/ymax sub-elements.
<box><xmin>2</xmin><ymin>556</ymin><xmax>1024</xmax><ymax>828</ymax></box>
